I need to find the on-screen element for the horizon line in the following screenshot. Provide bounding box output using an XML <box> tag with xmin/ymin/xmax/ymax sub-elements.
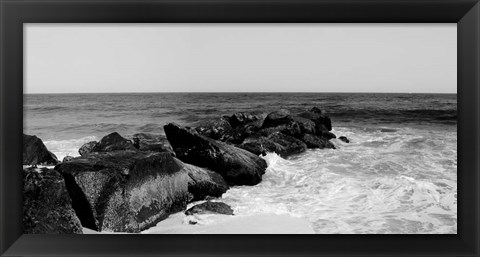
<box><xmin>24</xmin><ymin>91</ymin><xmax>458</xmax><ymax>95</ymax></box>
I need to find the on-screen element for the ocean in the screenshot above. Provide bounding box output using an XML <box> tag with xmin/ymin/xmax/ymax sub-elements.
<box><xmin>24</xmin><ymin>93</ymin><xmax>457</xmax><ymax>234</ymax></box>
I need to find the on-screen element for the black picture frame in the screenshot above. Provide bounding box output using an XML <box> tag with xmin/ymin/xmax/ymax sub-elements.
<box><xmin>1</xmin><ymin>0</ymin><xmax>479</xmax><ymax>256</ymax></box>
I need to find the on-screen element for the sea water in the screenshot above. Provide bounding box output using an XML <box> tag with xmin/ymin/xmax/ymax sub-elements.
<box><xmin>24</xmin><ymin>93</ymin><xmax>457</xmax><ymax>234</ymax></box>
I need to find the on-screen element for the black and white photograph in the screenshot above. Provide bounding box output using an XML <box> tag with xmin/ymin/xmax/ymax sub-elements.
<box><xmin>22</xmin><ymin>24</ymin><xmax>457</xmax><ymax>234</ymax></box>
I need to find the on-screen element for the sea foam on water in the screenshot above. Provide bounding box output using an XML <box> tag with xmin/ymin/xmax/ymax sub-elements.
<box><xmin>219</xmin><ymin>125</ymin><xmax>457</xmax><ymax>234</ymax></box>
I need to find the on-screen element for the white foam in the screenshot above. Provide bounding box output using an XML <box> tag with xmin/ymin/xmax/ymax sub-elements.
<box><xmin>44</xmin><ymin>136</ymin><xmax>97</xmax><ymax>161</ymax></box>
<box><xmin>220</xmin><ymin>126</ymin><xmax>457</xmax><ymax>234</ymax></box>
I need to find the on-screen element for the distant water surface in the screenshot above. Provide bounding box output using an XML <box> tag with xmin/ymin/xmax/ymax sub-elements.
<box><xmin>24</xmin><ymin>93</ymin><xmax>457</xmax><ymax>234</ymax></box>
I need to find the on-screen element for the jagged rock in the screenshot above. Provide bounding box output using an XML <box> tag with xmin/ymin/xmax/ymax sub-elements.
<box><xmin>23</xmin><ymin>168</ymin><xmax>82</xmax><ymax>234</ymax></box>
<box><xmin>131</xmin><ymin>133</ymin><xmax>175</xmax><ymax>156</ymax></box>
<box><xmin>185</xmin><ymin>201</ymin><xmax>234</xmax><ymax>216</ymax></box>
<box><xmin>261</xmin><ymin>111</ymin><xmax>316</xmax><ymax>137</ymax></box>
<box><xmin>339</xmin><ymin>136</ymin><xmax>350</xmax><ymax>143</ymax></box>
<box><xmin>298</xmin><ymin>134</ymin><xmax>336</xmax><ymax>149</ymax></box>
<box><xmin>310</xmin><ymin>107</ymin><xmax>323</xmax><ymax>114</ymax></box>
<box><xmin>240</xmin><ymin>132</ymin><xmax>307</xmax><ymax>158</ymax></box>
<box><xmin>164</xmin><ymin>123</ymin><xmax>267</xmax><ymax>186</ymax></box>
<box><xmin>183</xmin><ymin>162</ymin><xmax>229</xmax><ymax>201</ymax></box>
<box><xmin>91</xmin><ymin>132</ymin><xmax>136</xmax><ymax>152</ymax></box>
<box><xmin>55</xmin><ymin>151</ymin><xmax>191</xmax><ymax>233</ymax></box>
<box><xmin>262</xmin><ymin>109</ymin><xmax>291</xmax><ymax>128</ymax></box>
<box><xmin>62</xmin><ymin>156</ymin><xmax>75</xmax><ymax>163</ymax></box>
<box><xmin>78</xmin><ymin>141</ymin><xmax>97</xmax><ymax>156</ymax></box>
<box><xmin>195</xmin><ymin>118</ymin><xmax>233</xmax><ymax>141</ymax></box>
<box><xmin>297</xmin><ymin>108</ymin><xmax>333</xmax><ymax>131</ymax></box>
<box><xmin>228</xmin><ymin>112</ymin><xmax>262</xmax><ymax>128</ymax></box>
<box><xmin>23</xmin><ymin>134</ymin><xmax>60</xmax><ymax>166</ymax></box>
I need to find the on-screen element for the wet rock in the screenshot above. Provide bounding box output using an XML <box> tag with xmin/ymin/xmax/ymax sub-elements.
<box><xmin>78</xmin><ymin>141</ymin><xmax>97</xmax><ymax>156</ymax></box>
<box><xmin>297</xmin><ymin>108</ymin><xmax>332</xmax><ymax>131</ymax></box>
<box><xmin>310</xmin><ymin>107</ymin><xmax>323</xmax><ymax>114</ymax></box>
<box><xmin>183</xmin><ymin>162</ymin><xmax>229</xmax><ymax>202</ymax></box>
<box><xmin>339</xmin><ymin>136</ymin><xmax>350</xmax><ymax>143</ymax></box>
<box><xmin>23</xmin><ymin>134</ymin><xmax>60</xmax><ymax>166</ymax></box>
<box><xmin>261</xmin><ymin>111</ymin><xmax>316</xmax><ymax>138</ymax></box>
<box><xmin>228</xmin><ymin>112</ymin><xmax>263</xmax><ymax>128</ymax></box>
<box><xmin>195</xmin><ymin>117</ymin><xmax>233</xmax><ymax>141</ymax></box>
<box><xmin>194</xmin><ymin>113</ymin><xmax>265</xmax><ymax>145</ymax></box>
<box><xmin>131</xmin><ymin>133</ymin><xmax>175</xmax><ymax>156</ymax></box>
<box><xmin>261</xmin><ymin>109</ymin><xmax>291</xmax><ymax>128</ymax></box>
<box><xmin>240</xmin><ymin>132</ymin><xmax>307</xmax><ymax>158</ymax></box>
<box><xmin>62</xmin><ymin>156</ymin><xmax>75</xmax><ymax>163</ymax></box>
<box><xmin>55</xmin><ymin>151</ymin><xmax>191</xmax><ymax>233</ymax></box>
<box><xmin>298</xmin><ymin>134</ymin><xmax>336</xmax><ymax>149</ymax></box>
<box><xmin>223</xmin><ymin>119</ymin><xmax>265</xmax><ymax>144</ymax></box>
<box><xmin>164</xmin><ymin>123</ymin><xmax>267</xmax><ymax>186</ymax></box>
<box><xmin>312</xmin><ymin>124</ymin><xmax>336</xmax><ymax>140</ymax></box>
<box><xmin>185</xmin><ymin>201</ymin><xmax>234</xmax><ymax>216</ymax></box>
<box><xmin>23</xmin><ymin>168</ymin><xmax>82</xmax><ymax>234</ymax></box>
<box><xmin>92</xmin><ymin>132</ymin><xmax>136</xmax><ymax>152</ymax></box>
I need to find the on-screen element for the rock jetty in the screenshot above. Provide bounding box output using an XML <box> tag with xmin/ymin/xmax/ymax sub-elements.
<box><xmin>22</xmin><ymin>107</ymin><xmax>338</xmax><ymax>233</ymax></box>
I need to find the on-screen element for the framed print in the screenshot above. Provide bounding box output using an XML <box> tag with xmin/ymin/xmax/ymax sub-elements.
<box><xmin>1</xmin><ymin>0</ymin><xmax>479</xmax><ymax>256</ymax></box>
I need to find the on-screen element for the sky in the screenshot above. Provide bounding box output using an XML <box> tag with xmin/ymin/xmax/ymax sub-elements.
<box><xmin>24</xmin><ymin>24</ymin><xmax>457</xmax><ymax>94</ymax></box>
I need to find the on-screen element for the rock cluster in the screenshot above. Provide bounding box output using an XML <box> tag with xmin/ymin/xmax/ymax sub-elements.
<box><xmin>22</xmin><ymin>107</ymin><xmax>343</xmax><ymax>233</ymax></box>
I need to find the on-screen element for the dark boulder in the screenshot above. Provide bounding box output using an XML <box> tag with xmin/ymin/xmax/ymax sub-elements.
<box><xmin>55</xmin><ymin>151</ymin><xmax>191</xmax><ymax>233</ymax></box>
<box><xmin>194</xmin><ymin>113</ymin><xmax>265</xmax><ymax>145</ymax></box>
<box><xmin>299</xmin><ymin>134</ymin><xmax>336</xmax><ymax>149</ymax></box>
<box><xmin>23</xmin><ymin>134</ymin><xmax>60</xmax><ymax>166</ymax></box>
<box><xmin>310</xmin><ymin>107</ymin><xmax>323</xmax><ymax>114</ymax></box>
<box><xmin>91</xmin><ymin>132</ymin><xmax>136</xmax><ymax>152</ymax></box>
<box><xmin>185</xmin><ymin>201</ymin><xmax>234</xmax><ymax>216</ymax></box>
<box><xmin>62</xmin><ymin>156</ymin><xmax>75</xmax><ymax>163</ymax></box>
<box><xmin>315</xmin><ymin>125</ymin><xmax>337</xmax><ymax>139</ymax></box>
<box><xmin>164</xmin><ymin>123</ymin><xmax>267</xmax><ymax>186</ymax></box>
<box><xmin>222</xmin><ymin>119</ymin><xmax>265</xmax><ymax>144</ymax></box>
<box><xmin>228</xmin><ymin>112</ymin><xmax>263</xmax><ymax>128</ymax></box>
<box><xmin>339</xmin><ymin>136</ymin><xmax>350</xmax><ymax>143</ymax></box>
<box><xmin>240</xmin><ymin>132</ymin><xmax>307</xmax><ymax>158</ymax></box>
<box><xmin>195</xmin><ymin>117</ymin><xmax>233</xmax><ymax>141</ymax></box>
<box><xmin>130</xmin><ymin>133</ymin><xmax>175</xmax><ymax>156</ymax></box>
<box><xmin>79</xmin><ymin>141</ymin><xmax>97</xmax><ymax>156</ymax></box>
<box><xmin>261</xmin><ymin>109</ymin><xmax>292</xmax><ymax>128</ymax></box>
<box><xmin>183</xmin><ymin>162</ymin><xmax>229</xmax><ymax>202</ymax></box>
<box><xmin>291</xmin><ymin>116</ymin><xmax>317</xmax><ymax>135</ymax></box>
<box><xmin>261</xmin><ymin>111</ymin><xmax>316</xmax><ymax>138</ymax></box>
<box><xmin>297</xmin><ymin>108</ymin><xmax>333</xmax><ymax>131</ymax></box>
<box><xmin>23</xmin><ymin>168</ymin><xmax>83</xmax><ymax>234</ymax></box>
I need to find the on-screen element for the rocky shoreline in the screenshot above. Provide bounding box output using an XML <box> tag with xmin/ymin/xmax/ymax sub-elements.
<box><xmin>23</xmin><ymin>107</ymin><xmax>348</xmax><ymax>234</ymax></box>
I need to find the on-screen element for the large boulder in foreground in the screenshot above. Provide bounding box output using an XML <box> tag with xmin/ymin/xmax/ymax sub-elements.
<box><xmin>240</xmin><ymin>132</ymin><xmax>307</xmax><ymax>158</ymax></box>
<box><xmin>185</xmin><ymin>201</ymin><xmax>234</xmax><ymax>216</ymax></box>
<box><xmin>23</xmin><ymin>168</ymin><xmax>82</xmax><ymax>234</ymax></box>
<box><xmin>164</xmin><ymin>123</ymin><xmax>267</xmax><ymax>186</ymax></box>
<box><xmin>183</xmin><ymin>163</ymin><xmax>229</xmax><ymax>202</ymax></box>
<box><xmin>91</xmin><ymin>132</ymin><xmax>136</xmax><ymax>152</ymax></box>
<box><xmin>23</xmin><ymin>134</ymin><xmax>60</xmax><ymax>166</ymax></box>
<box><xmin>55</xmin><ymin>151</ymin><xmax>191</xmax><ymax>233</ymax></box>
